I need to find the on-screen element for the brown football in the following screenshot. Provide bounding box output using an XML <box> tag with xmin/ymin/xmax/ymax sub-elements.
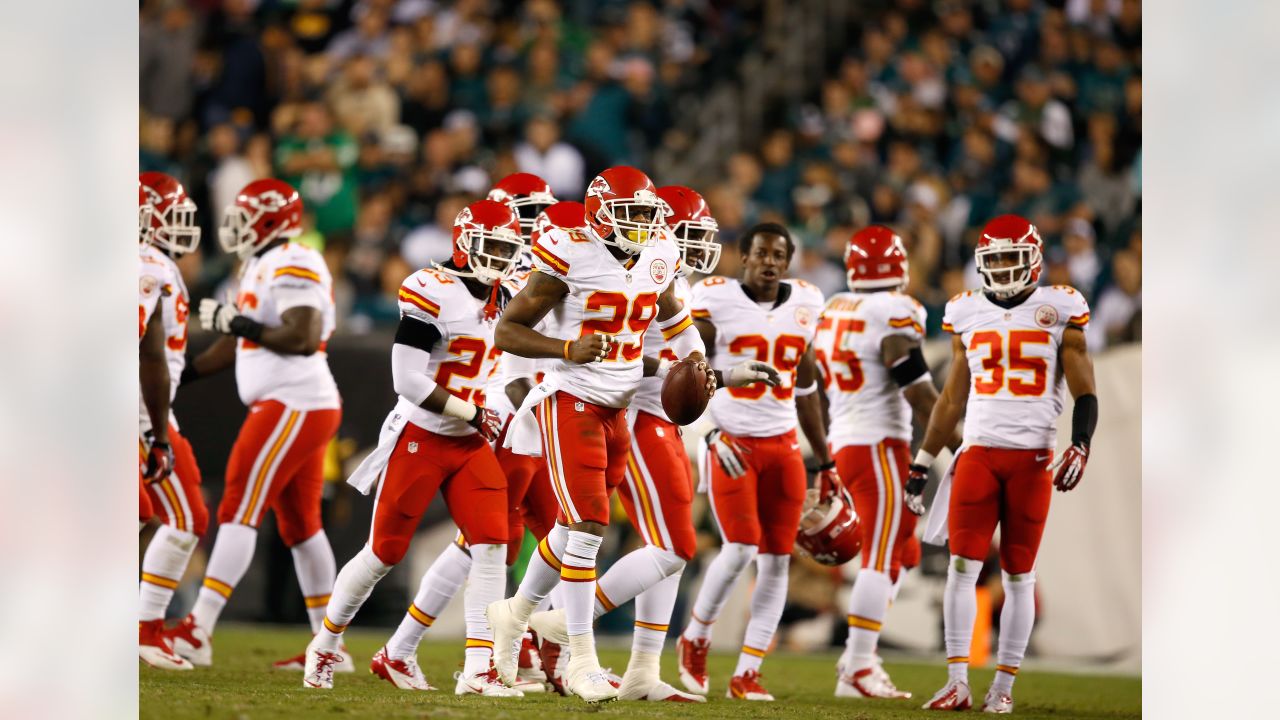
<box><xmin>661</xmin><ymin>359</ymin><xmax>711</xmax><ymax>425</ymax></box>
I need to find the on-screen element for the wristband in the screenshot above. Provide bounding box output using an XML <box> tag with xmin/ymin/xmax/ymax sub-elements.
<box><xmin>795</xmin><ymin>381</ymin><xmax>819</xmax><ymax>397</ymax></box>
<box><xmin>912</xmin><ymin>449</ymin><xmax>936</xmax><ymax>468</ymax></box>
<box><xmin>442</xmin><ymin>394</ymin><xmax>478</xmax><ymax>423</ymax></box>
<box><xmin>228</xmin><ymin>315</ymin><xmax>265</xmax><ymax>342</ymax></box>
<box><xmin>563</xmin><ymin>339</ymin><xmax>572</xmax><ymax>361</ymax></box>
<box><xmin>816</xmin><ymin>460</ymin><xmax>836</xmax><ymax>472</ymax></box>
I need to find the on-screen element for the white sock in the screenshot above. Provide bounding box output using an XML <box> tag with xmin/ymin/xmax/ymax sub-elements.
<box><xmin>549</xmin><ymin>581</ymin><xmax>568</xmax><ymax>612</ymax></box>
<box><xmin>595</xmin><ymin>545</ymin><xmax>684</xmax><ymax>615</ymax></box>
<box><xmin>290</xmin><ymin>530</ymin><xmax>336</xmax><ymax>634</ymax></box>
<box><xmin>844</xmin><ymin>568</ymin><xmax>893</xmax><ymax>671</ymax></box>
<box><xmin>386</xmin><ymin>542</ymin><xmax>471</xmax><ymax>660</ymax></box>
<box><xmin>514</xmin><ymin>523</ymin><xmax>569</xmax><ymax>620</ymax></box>
<box><xmin>993</xmin><ymin>571</ymin><xmax>1036</xmax><ymax>694</ymax></box>
<box><xmin>463</xmin><ymin>544</ymin><xmax>506</xmax><ymax>675</ymax></box>
<box><xmin>633</xmin><ymin>572</ymin><xmax>680</xmax><ymax>655</ymax></box>
<box><xmin>684</xmin><ymin>542</ymin><xmax>757</xmax><ymax>641</ymax></box>
<box><xmin>315</xmin><ymin>545</ymin><xmax>393</xmax><ymax>652</ymax></box>
<box><xmin>140</xmin><ymin>525</ymin><xmax>198</xmax><ymax>621</ymax></box>
<box><xmin>191</xmin><ymin>523</ymin><xmax>258</xmax><ymax>632</ymax></box>
<box><xmin>943</xmin><ymin>555</ymin><xmax>984</xmax><ymax>683</ymax></box>
<box><xmin>734</xmin><ymin>553</ymin><xmax>788</xmax><ymax>676</ymax></box>
<box><xmin>560</xmin><ymin>531</ymin><xmax>603</xmax><ymax>636</ymax></box>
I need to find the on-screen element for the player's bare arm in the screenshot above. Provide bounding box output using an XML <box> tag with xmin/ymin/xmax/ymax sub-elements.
<box><xmin>198</xmin><ymin>300</ymin><xmax>324</xmax><ymax>356</ymax></box>
<box><xmin>795</xmin><ymin>345</ymin><xmax>835</xmax><ymax>468</ymax></box>
<box><xmin>185</xmin><ymin>335</ymin><xmax>236</xmax><ymax>382</ymax></box>
<box><xmin>905</xmin><ymin>335</ymin><xmax>971</xmax><ymax>514</ymax></box>
<box><xmin>505</xmin><ymin>377</ymin><xmax>534</xmax><ymax>409</ymax></box>
<box><xmin>139</xmin><ymin>309</ymin><xmax>173</xmax><ymax>481</ymax></box>
<box><xmin>495</xmin><ymin>270</ymin><xmax>606</xmax><ymax>363</ymax></box>
<box><xmin>883</xmin><ymin>334</ymin><xmax>961</xmax><ymax>451</ymax></box>
<box><xmin>1051</xmin><ymin>326</ymin><xmax>1098</xmax><ymax>492</ymax></box>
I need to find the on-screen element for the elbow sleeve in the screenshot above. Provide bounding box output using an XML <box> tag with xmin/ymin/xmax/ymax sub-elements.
<box><xmin>391</xmin><ymin>343</ymin><xmax>437</xmax><ymax>406</ymax></box>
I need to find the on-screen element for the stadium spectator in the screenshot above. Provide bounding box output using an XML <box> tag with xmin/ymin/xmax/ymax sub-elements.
<box><xmin>1088</xmin><ymin>247</ymin><xmax>1141</xmax><ymax>351</ymax></box>
<box><xmin>274</xmin><ymin>101</ymin><xmax>359</xmax><ymax>240</ymax></box>
<box><xmin>514</xmin><ymin>114</ymin><xmax>585</xmax><ymax>198</ymax></box>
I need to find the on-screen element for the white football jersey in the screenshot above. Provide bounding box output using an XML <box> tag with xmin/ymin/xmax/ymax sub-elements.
<box><xmin>234</xmin><ymin>242</ymin><xmax>340</xmax><ymax>410</ymax></box>
<box><xmin>815</xmin><ymin>290</ymin><xmax>927</xmax><ymax>450</ymax></box>
<box><xmin>397</xmin><ymin>267</ymin><xmax>504</xmax><ymax>436</ymax></box>
<box><xmin>630</xmin><ymin>274</ymin><xmax>692</xmax><ymax>420</ymax></box>
<box><xmin>531</xmin><ymin>224</ymin><xmax>681</xmax><ymax>409</ymax></box>
<box><xmin>695</xmin><ymin>277</ymin><xmax>825</xmax><ymax>437</ymax></box>
<box><xmin>138</xmin><ymin>244</ymin><xmax>190</xmax><ymax>432</ymax></box>
<box><xmin>943</xmin><ymin>285</ymin><xmax>1090</xmax><ymax>450</ymax></box>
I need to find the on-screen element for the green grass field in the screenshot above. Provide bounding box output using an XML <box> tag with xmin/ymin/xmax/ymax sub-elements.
<box><xmin>140</xmin><ymin>625</ymin><xmax>1139</xmax><ymax>719</ymax></box>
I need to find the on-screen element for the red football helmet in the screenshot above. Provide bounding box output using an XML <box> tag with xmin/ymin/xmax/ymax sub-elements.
<box><xmin>975</xmin><ymin>214</ymin><xmax>1042</xmax><ymax>298</ymax></box>
<box><xmin>451</xmin><ymin>199</ymin><xmax>523</xmax><ymax>285</ymax></box>
<box><xmin>219</xmin><ymin>178</ymin><xmax>304</xmax><ymax>258</ymax></box>
<box><xmin>488</xmin><ymin>173</ymin><xmax>556</xmax><ymax>239</ymax></box>
<box><xmin>139</xmin><ymin>172</ymin><xmax>201</xmax><ymax>255</ymax></box>
<box><xmin>530</xmin><ymin>200</ymin><xmax>588</xmax><ymax>246</ymax></box>
<box><xmin>657</xmin><ymin>185</ymin><xmax>720</xmax><ymax>275</ymax></box>
<box><xmin>584</xmin><ymin>166</ymin><xmax>669</xmax><ymax>254</ymax></box>
<box><xmin>845</xmin><ymin>225</ymin><xmax>908</xmax><ymax>291</ymax></box>
<box><xmin>795</xmin><ymin>484</ymin><xmax>862</xmax><ymax>567</ymax></box>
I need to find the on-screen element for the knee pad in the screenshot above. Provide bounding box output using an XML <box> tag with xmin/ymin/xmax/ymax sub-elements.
<box><xmin>1001</xmin><ymin>570</ymin><xmax>1036</xmax><ymax>592</ymax></box>
<box><xmin>948</xmin><ymin>554</ymin><xmax>983</xmax><ymax>585</ymax></box>
<box><xmin>755</xmin><ymin>552</ymin><xmax>789</xmax><ymax>580</ymax></box>
<box><xmin>470</xmin><ymin>543</ymin><xmax>506</xmax><ymax>567</ymax></box>
<box><xmin>649</xmin><ymin>546</ymin><xmax>686</xmax><ymax>577</ymax></box>
<box><xmin>722</xmin><ymin>542</ymin><xmax>759</xmax><ymax>574</ymax></box>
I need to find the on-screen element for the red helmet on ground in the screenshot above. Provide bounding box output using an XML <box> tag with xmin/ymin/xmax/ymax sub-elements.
<box><xmin>795</xmin><ymin>484</ymin><xmax>862</xmax><ymax>567</ymax></box>
<box><xmin>845</xmin><ymin>225</ymin><xmax>908</xmax><ymax>291</ymax></box>
<box><xmin>975</xmin><ymin>214</ymin><xmax>1042</xmax><ymax>298</ymax></box>
<box><xmin>584</xmin><ymin>166</ymin><xmax>669</xmax><ymax>254</ymax></box>
<box><xmin>451</xmin><ymin>199</ymin><xmax>523</xmax><ymax>285</ymax></box>
<box><xmin>657</xmin><ymin>185</ymin><xmax>720</xmax><ymax>276</ymax></box>
<box><xmin>218</xmin><ymin>178</ymin><xmax>304</xmax><ymax>259</ymax></box>
<box><xmin>488</xmin><ymin>173</ymin><xmax>556</xmax><ymax>240</ymax></box>
<box><xmin>139</xmin><ymin>171</ymin><xmax>201</xmax><ymax>255</ymax></box>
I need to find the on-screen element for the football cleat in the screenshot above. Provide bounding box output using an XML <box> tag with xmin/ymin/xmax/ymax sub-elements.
<box><xmin>139</xmin><ymin>620</ymin><xmax>193</xmax><ymax>671</ymax></box>
<box><xmin>619</xmin><ymin>664</ymin><xmax>705</xmax><ymax>703</ymax></box>
<box><xmin>273</xmin><ymin>645</ymin><xmax>354</xmax><ymax>673</ymax></box>
<box><xmin>539</xmin><ymin>636</ymin><xmax>568</xmax><ymax>695</ymax></box>
<box><xmin>485</xmin><ymin>598</ymin><xmax>529</xmax><ymax>686</ymax></box>
<box><xmin>528</xmin><ymin>609</ymin><xmax>569</xmax><ymax>645</ymax></box>
<box><xmin>982</xmin><ymin>688</ymin><xmax>1015</xmax><ymax>714</ymax></box>
<box><xmin>836</xmin><ymin>666</ymin><xmax>913</xmax><ymax>699</ymax></box>
<box><xmin>676</xmin><ymin>635</ymin><xmax>710</xmax><ymax>695</ymax></box>
<box><xmin>301</xmin><ymin>636</ymin><xmax>344</xmax><ymax>689</ymax></box>
<box><xmin>454</xmin><ymin>665</ymin><xmax>525</xmax><ymax>697</ymax></box>
<box><xmin>727</xmin><ymin>669</ymin><xmax>774</xmax><ymax>701</ymax></box>
<box><xmin>514</xmin><ymin>634</ymin><xmax>548</xmax><ymax>692</ymax></box>
<box><xmin>923</xmin><ymin>679</ymin><xmax>973</xmax><ymax>710</ymax></box>
<box><xmin>370</xmin><ymin>646</ymin><xmax>435</xmax><ymax>691</ymax></box>
<box><xmin>565</xmin><ymin>656</ymin><xmax>620</xmax><ymax>704</ymax></box>
<box><xmin>166</xmin><ymin>614</ymin><xmax>212</xmax><ymax>667</ymax></box>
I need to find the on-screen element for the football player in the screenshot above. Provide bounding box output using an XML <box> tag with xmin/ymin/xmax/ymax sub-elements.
<box><xmin>911</xmin><ymin>215</ymin><xmax>1097</xmax><ymax>714</ymax></box>
<box><xmin>527</xmin><ymin>186</ymin><xmax>777</xmax><ymax>702</ymax></box>
<box><xmin>675</xmin><ymin>222</ymin><xmax>837</xmax><ymax>701</ymax></box>
<box><xmin>302</xmin><ymin>200</ymin><xmax>523</xmax><ymax>696</ymax></box>
<box><xmin>485</xmin><ymin>167</ymin><xmax>715</xmax><ymax>704</ymax></box>
<box><xmin>167</xmin><ymin>179</ymin><xmax>343</xmax><ymax>671</ymax></box>
<box><xmin>367</xmin><ymin>179</ymin><xmax>562</xmax><ymax>694</ymax></box>
<box><xmin>811</xmin><ymin>226</ymin><xmax>959</xmax><ymax>698</ymax></box>
<box><xmin>139</xmin><ymin>174</ymin><xmax>206</xmax><ymax>671</ymax></box>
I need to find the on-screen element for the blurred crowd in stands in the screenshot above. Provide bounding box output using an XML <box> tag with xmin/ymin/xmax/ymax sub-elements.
<box><xmin>141</xmin><ymin>0</ymin><xmax>1140</xmax><ymax>349</ymax></box>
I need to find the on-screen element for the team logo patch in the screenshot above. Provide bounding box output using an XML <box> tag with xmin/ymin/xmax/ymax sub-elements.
<box><xmin>139</xmin><ymin>274</ymin><xmax>159</xmax><ymax>296</ymax></box>
<box><xmin>407</xmin><ymin>441</ymin><xmax>419</xmax><ymax>454</ymax></box>
<box><xmin>794</xmin><ymin>306</ymin><xmax>814</xmax><ymax>328</ymax></box>
<box><xmin>575</xmin><ymin>401</ymin><xmax>585</xmax><ymax>412</ymax></box>
<box><xmin>650</xmin><ymin>259</ymin><xmax>668</xmax><ymax>284</ymax></box>
<box><xmin>1035</xmin><ymin>304</ymin><xmax>1059</xmax><ymax>328</ymax></box>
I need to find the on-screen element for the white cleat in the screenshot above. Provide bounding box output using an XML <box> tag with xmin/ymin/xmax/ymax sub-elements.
<box><xmin>273</xmin><ymin>645</ymin><xmax>354</xmax><ymax>673</ymax></box>
<box><xmin>139</xmin><ymin>620</ymin><xmax>193</xmax><ymax>671</ymax></box>
<box><xmin>486</xmin><ymin>598</ymin><xmax>528</xmax><ymax>686</ymax></box>
<box><xmin>726</xmin><ymin>670</ymin><xmax>775</xmax><ymax>701</ymax></box>
<box><xmin>566</xmin><ymin>656</ymin><xmax>620</xmax><ymax>704</ymax></box>
<box><xmin>621</xmin><ymin>678</ymin><xmax>706</xmax><ymax>702</ymax></box>
<box><xmin>528</xmin><ymin>609</ymin><xmax>570</xmax><ymax>645</ymax></box>
<box><xmin>166</xmin><ymin>615</ymin><xmax>212</xmax><ymax>667</ymax></box>
<box><xmin>301</xmin><ymin>637</ymin><xmax>344</xmax><ymax>689</ymax></box>
<box><xmin>836</xmin><ymin>666</ymin><xmax>913</xmax><ymax>699</ymax></box>
<box><xmin>982</xmin><ymin>688</ymin><xmax>1015</xmax><ymax>713</ymax></box>
<box><xmin>676</xmin><ymin>635</ymin><xmax>710</xmax><ymax>695</ymax></box>
<box><xmin>454</xmin><ymin>666</ymin><xmax>525</xmax><ymax>697</ymax></box>
<box><xmin>370</xmin><ymin>646</ymin><xmax>435</xmax><ymax>690</ymax></box>
<box><xmin>923</xmin><ymin>679</ymin><xmax>973</xmax><ymax>710</ymax></box>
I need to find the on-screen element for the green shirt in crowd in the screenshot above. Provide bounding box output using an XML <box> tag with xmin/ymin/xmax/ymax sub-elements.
<box><xmin>274</xmin><ymin>132</ymin><xmax>359</xmax><ymax>237</ymax></box>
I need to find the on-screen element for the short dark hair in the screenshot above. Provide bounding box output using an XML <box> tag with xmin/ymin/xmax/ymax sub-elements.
<box><xmin>739</xmin><ymin>222</ymin><xmax>795</xmax><ymax>261</ymax></box>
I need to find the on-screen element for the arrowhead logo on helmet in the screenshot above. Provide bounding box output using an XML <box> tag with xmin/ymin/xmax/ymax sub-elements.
<box><xmin>584</xmin><ymin>167</ymin><xmax>669</xmax><ymax>255</ymax></box>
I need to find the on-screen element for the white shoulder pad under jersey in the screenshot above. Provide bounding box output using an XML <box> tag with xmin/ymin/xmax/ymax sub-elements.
<box><xmin>698</xmin><ymin>277</ymin><xmax>824</xmax><ymax>437</ymax></box>
<box><xmin>943</xmin><ymin>285</ymin><xmax>1090</xmax><ymax>450</ymax></box>
<box><xmin>531</xmin><ymin>225</ymin><xmax>680</xmax><ymax>408</ymax></box>
<box><xmin>816</xmin><ymin>290</ymin><xmax>927</xmax><ymax>450</ymax></box>
<box><xmin>397</xmin><ymin>267</ymin><xmax>502</xmax><ymax>436</ymax></box>
<box><xmin>233</xmin><ymin>242</ymin><xmax>339</xmax><ymax>411</ymax></box>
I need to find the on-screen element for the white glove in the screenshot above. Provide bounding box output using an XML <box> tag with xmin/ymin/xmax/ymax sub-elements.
<box><xmin>725</xmin><ymin>360</ymin><xmax>781</xmax><ymax>388</ymax></box>
<box><xmin>706</xmin><ymin>428</ymin><xmax>748</xmax><ymax>478</ymax></box>
<box><xmin>199</xmin><ymin>298</ymin><xmax>241</xmax><ymax>334</ymax></box>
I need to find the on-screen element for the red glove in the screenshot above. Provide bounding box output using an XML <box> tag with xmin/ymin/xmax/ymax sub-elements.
<box><xmin>1050</xmin><ymin>443</ymin><xmax>1089</xmax><ymax>491</ymax></box>
<box><xmin>469</xmin><ymin>406</ymin><xmax>502</xmax><ymax>442</ymax></box>
<box><xmin>816</xmin><ymin>461</ymin><xmax>842</xmax><ymax>502</ymax></box>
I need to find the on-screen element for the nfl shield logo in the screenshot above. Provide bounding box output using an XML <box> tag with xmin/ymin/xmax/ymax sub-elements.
<box><xmin>408</xmin><ymin>441</ymin><xmax>419</xmax><ymax>454</ymax></box>
<box><xmin>575</xmin><ymin>401</ymin><xmax>585</xmax><ymax>412</ymax></box>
